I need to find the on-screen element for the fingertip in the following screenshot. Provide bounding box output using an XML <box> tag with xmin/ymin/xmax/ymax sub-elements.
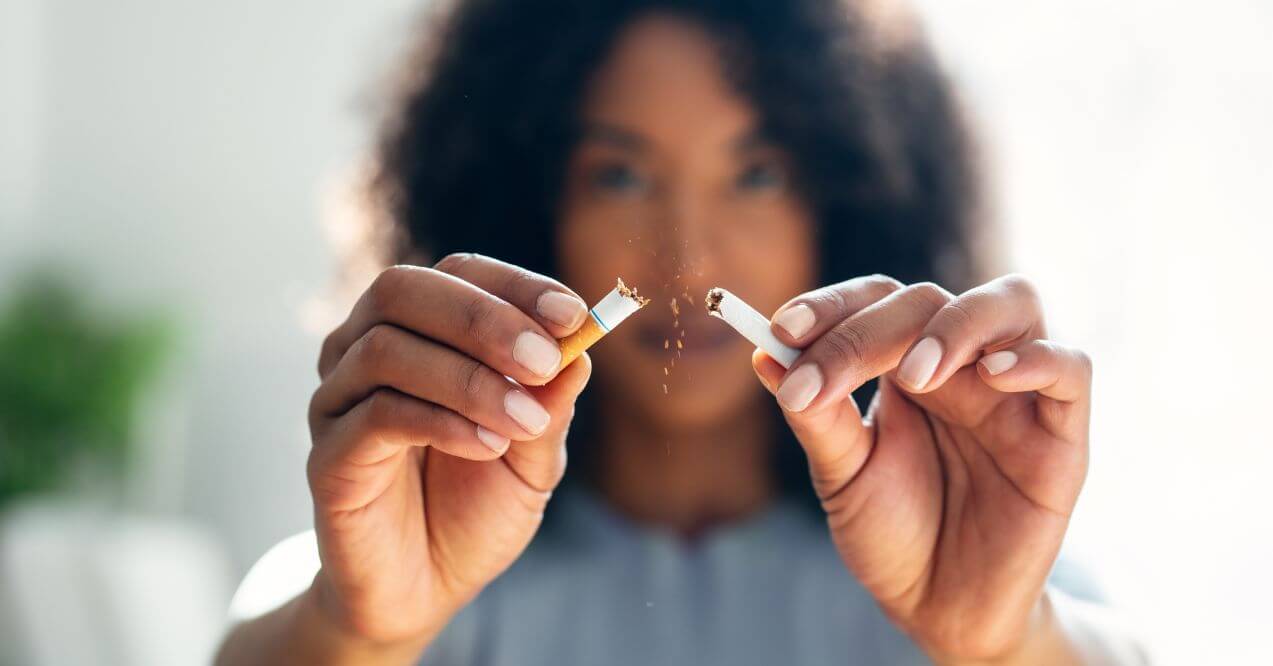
<box><xmin>536</xmin><ymin>290</ymin><xmax>589</xmax><ymax>334</ymax></box>
<box><xmin>529</xmin><ymin>351</ymin><xmax>592</xmax><ymax>405</ymax></box>
<box><xmin>567</xmin><ymin>350</ymin><xmax>593</xmax><ymax>390</ymax></box>
<box><xmin>979</xmin><ymin>349</ymin><xmax>1020</xmax><ymax>377</ymax></box>
<box><xmin>751</xmin><ymin>348</ymin><xmax>785</xmax><ymax>393</ymax></box>
<box><xmin>770</xmin><ymin>302</ymin><xmax>816</xmax><ymax>344</ymax></box>
<box><xmin>475</xmin><ymin>425</ymin><xmax>512</xmax><ymax>455</ymax></box>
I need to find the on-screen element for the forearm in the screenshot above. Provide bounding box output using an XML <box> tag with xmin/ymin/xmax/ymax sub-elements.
<box><xmin>929</xmin><ymin>588</ymin><xmax>1149</xmax><ymax>666</ymax></box>
<box><xmin>215</xmin><ymin>580</ymin><xmax>437</xmax><ymax>666</ymax></box>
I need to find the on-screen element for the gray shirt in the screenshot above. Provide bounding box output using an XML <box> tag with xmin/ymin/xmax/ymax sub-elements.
<box><xmin>420</xmin><ymin>489</ymin><xmax>1100</xmax><ymax>665</ymax></box>
<box><xmin>231</xmin><ymin>490</ymin><xmax>1101</xmax><ymax>665</ymax></box>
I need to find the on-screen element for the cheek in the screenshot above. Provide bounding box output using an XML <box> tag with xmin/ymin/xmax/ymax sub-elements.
<box><xmin>555</xmin><ymin>207</ymin><xmax>644</xmax><ymax>301</ymax></box>
<box><xmin>722</xmin><ymin>206</ymin><xmax>818</xmax><ymax>307</ymax></box>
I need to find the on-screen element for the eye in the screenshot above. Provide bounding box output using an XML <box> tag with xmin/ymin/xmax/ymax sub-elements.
<box><xmin>590</xmin><ymin>163</ymin><xmax>649</xmax><ymax>196</ymax></box>
<box><xmin>735</xmin><ymin>162</ymin><xmax>786</xmax><ymax>191</ymax></box>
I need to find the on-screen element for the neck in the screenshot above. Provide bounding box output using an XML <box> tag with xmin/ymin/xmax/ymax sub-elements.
<box><xmin>593</xmin><ymin>391</ymin><xmax>776</xmax><ymax>538</ymax></box>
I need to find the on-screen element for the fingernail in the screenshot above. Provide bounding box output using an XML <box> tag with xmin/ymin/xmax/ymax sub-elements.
<box><xmin>505</xmin><ymin>390</ymin><xmax>550</xmax><ymax>435</ymax></box>
<box><xmin>513</xmin><ymin>330</ymin><xmax>562</xmax><ymax>377</ymax></box>
<box><xmin>476</xmin><ymin>425</ymin><xmax>510</xmax><ymax>452</ymax></box>
<box><xmin>980</xmin><ymin>350</ymin><xmax>1018</xmax><ymax>375</ymax></box>
<box><xmin>899</xmin><ymin>336</ymin><xmax>942</xmax><ymax>389</ymax></box>
<box><xmin>537</xmin><ymin>291</ymin><xmax>587</xmax><ymax>328</ymax></box>
<box><xmin>773</xmin><ymin>304</ymin><xmax>816</xmax><ymax>340</ymax></box>
<box><xmin>776</xmin><ymin>364</ymin><xmax>823</xmax><ymax>412</ymax></box>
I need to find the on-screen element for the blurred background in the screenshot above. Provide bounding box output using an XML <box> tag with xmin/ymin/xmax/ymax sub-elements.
<box><xmin>1</xmin><ymin>0</ymin><xmax>1269</xmax><ymax>663</ymax></box>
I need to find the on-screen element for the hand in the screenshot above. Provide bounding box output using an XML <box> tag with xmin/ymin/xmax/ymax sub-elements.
<box><xmin>306</xmin><ymin>254</ymin><xmax>592</xmax><ymax>645</ymax></box>
<box><xmin>752</xmin><ymin>274</ymin><xmax>1091</xmax><ymax>661</ymax></box>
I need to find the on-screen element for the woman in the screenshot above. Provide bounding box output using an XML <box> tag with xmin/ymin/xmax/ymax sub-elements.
<box><xmin>218</xmin><ymin>0</ymin><xmax>1146</xmax><ymax>663</ymax></box>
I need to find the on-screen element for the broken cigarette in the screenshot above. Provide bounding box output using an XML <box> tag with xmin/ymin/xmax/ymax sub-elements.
<box><xmin>705</xmin><ymin>287</ymin><xmax>800</xmax><ymax>368</ymax></box>
<box><xmin>558</xmin><ymin>278</ymin><xmax>650</xmax><ymax>369</ymax></box>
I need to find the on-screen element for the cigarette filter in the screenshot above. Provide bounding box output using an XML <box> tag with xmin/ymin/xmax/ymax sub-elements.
<box><xmin>558</xmin><ymin>278</ymin><xmax>650</xmax><ymax>369</ymax></box>
<box><xmin>705</xmin><ymin>287</ymin><xmax>800</xmax><ymax>368</ymax></box>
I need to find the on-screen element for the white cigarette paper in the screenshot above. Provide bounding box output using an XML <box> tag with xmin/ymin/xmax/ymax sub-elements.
<box><xmin>557</xmin><ymin>278</ymin><xmax>649</xmax><ymax>369</ymax></box>
<box><xmin>589</xmin><ymin>282</ymin><xmax>645</xmax><ymax>332</ymax></box>
<box><xmin>705</xmin><ymin>287</ymin><xmax>800</xmax><ymax>368</ymax></box>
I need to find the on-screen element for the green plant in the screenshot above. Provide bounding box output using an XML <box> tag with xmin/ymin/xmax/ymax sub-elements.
<box><xmin>0</xmin><ymin>272</ymin><xmax>173</xmax><ymax>506</ymax></box>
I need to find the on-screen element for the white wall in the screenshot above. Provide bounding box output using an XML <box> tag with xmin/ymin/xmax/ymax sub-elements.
<box><xmin>913</xmin><ymin>1</ymin><xmax>1273</xmax><ymax>662</ymax></box>
<box><xmin>0</xmin><ymin>0</ymin><xmax>421</xmax><ymax>571</ymax></box>
<box><xmin>0</xmin><ymin>0</ymin><xmax>44</xmax><ymax>254</ymax></box>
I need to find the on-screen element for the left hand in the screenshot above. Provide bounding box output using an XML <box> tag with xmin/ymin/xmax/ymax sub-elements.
<box><xmin>752</xmin><ymin>274</ymin><xmax>1091</xmax><ymax>662</ymax></box>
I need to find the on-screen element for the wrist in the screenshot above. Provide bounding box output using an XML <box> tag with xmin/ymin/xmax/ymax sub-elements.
<box><xmin>295</xmin><ymin>573</ymin><xmax>439</xmax><ymax>666</ymax></box>
<box><xmin>924</xmin><ymin>592</ymin><xmax>1068</xmax><ymax>666</ymax></box>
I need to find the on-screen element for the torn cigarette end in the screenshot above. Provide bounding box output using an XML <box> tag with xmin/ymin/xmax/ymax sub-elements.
<box><xmin>705</xmin><ymin>287</ymin><xmax>800</xmax><ymax>368</ymax></box>
<box><xmin>557</xmin><ymin>278</ymin><xmax>649</xmax><ymax>369</ymax></box>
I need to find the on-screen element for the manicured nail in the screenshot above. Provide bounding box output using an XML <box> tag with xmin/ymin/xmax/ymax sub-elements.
<box><xmin>980</xmin><ymin>350</ymin><xmax>1018</xmax><ymax>375</ymax></box>
<box><xmin>537</xmin><ymin>291</ymin><xmax>587</xmax><ymax>328</ymax></box>
<box><xmin>504</xmin><ymin>390</ymin><xmax>550</xmax><ymax>435</ymax></box>
<box><xmin>899</xmin><ymin>336</ymin><xmax>942</xmax><ymax>389</ymax></box>
<box><xmin>476</xmin><ymin>425</ymin><xmax>510</xmax><ymax>452</ymax></box>
<box><xmin>513</xmin><ymin>330</ymin><xmax>562</xmax><ymax>377</ymax></box>
<box><xmin>776</xmin><ymin>364</ymin><xmax>823</xmax><ymax>412</ymax></box>
<box><xmin>773</xmin><ymin>304</ymin><xmax>816</xmax><ymax>340</ymax></box>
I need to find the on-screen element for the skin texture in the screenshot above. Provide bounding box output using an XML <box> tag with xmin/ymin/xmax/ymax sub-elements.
<box><xmin>556</xmin><ymin>16</ymin><xmax>816</xmax><ymax>532</ymax></box>
<box><xmin>218</xmin><ymin>14</ymin><xmax>1126</xmax><ymax>666</ymax></box>
<box><xmin>558</xmin><ymin>16</ymin><xmax>816</xmax><ymax>431</ymax></box>
<box><xmin>753</xmin><ymin>274</ymin><xmax>1091</xmax><ymax>662</ymax></box>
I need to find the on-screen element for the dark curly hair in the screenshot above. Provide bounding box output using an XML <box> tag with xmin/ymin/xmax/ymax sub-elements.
<box><xmin>370</xmin><ymin>0</ymin><xmax>989</xmax><ymax>517</ymax></box>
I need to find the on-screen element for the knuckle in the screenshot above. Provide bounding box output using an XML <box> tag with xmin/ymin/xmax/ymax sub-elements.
<box><xmin>361</xmin><ymin>388</ymin><xmax>400</xmax><ymax>426</ymax></box>
<box><xmin>434</xmin><ymin>252</ymin><xmax>477</xmax><ymax>275</ymax></box>
<box><xmin>500</xmin><ymin>266</ymin><xmax>538</xmax><ymax>300</ymax></box>
<box><xmin>354</xmin><ymin>324</ymin><xmax>396</xmax><ymax>368</ymax></box>
<box><xmin>814</xmin><ymin>285</ymin><xmax>849</xmax><ymax>317</ymax></box>
<box><xmin>822</xmin><ymin>321</ymin><xmax>872</xmax><ymax>367</ymax></box>
<box><xmin>460</xmin><ymin>293</ymin><xmax>501</xmax><ymax>349</ymax></box>
<box><xmin>455</xmin><ymin>358</ymin><xmax>486</xmax><ymax>414</ymax></box>
<box><xmin>998</xmin><ymin>273</ymin><xmax>1040</xmax><ymax>301</ymax></box>
<box><xmin>935</xmin><ymin>299</ymin><xmax>977</xmax><ymax>332</ymax></box>
<box><xmin>906</xmin><ymin>281</ymin><xmax>952</xmax><ymax>310</ymax></box>
<box><xmin>368</xmin><ymin>265</ymin><xmax>412</xmax><ymax>315</ymax></box>
<box><xmin>317</xmin><ymin>332</ymin><xmax>340</xmax><ymax>377</ymax></box>
<box><xmin>1072</xmin><ymin>347</ymin><xmax>1094</xmax><ymax>380</ymax></box>
<box><xmin>865</xmin><ymin>273</ymin><xmax>905</xmax><ymax>296</ymax></box>
<box><xmin>306</xmin><ymin>388</ymin><xmax>327</xmax><ymax>429</ymax></box>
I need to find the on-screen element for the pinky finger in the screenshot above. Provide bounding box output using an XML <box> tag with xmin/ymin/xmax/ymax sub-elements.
<box><xmin>977</xmin><ymin>340</ymin><xmax>1093</xmax><ymax>404</ymax></box>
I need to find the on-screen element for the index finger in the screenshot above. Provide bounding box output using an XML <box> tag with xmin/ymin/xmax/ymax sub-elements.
<box><xmin>769</xmin><ymin>274</ymin><xmax>905</xmax><ymax>346</ymax></box>
<box><xmin>774</xmin><ymin>282</ymin><xmax>953</xmax><ymax>414</ymax></box>
<box><xmin>434</xmin><ymin>253</ymin><xmax>588</xmax><ymax>338</ymax></box>
<box><xmin>319</xmin><ymin>262</ymin><xmax>584</xmax><ymax>386</ymax></box>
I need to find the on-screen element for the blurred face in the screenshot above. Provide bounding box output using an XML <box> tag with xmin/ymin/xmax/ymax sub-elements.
<box><xmin>558</xmin><ymin>14</ymin><xmax>817</xmax><ymax>430</ymax></box>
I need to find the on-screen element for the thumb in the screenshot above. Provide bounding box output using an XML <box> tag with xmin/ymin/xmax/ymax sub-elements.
<box><xmin>502</xmin><ymin>352</ymin><xmax>592</xmax><ymax>493</ymax></box>
<box><xmin>752</xmin><ymin>349</ymin><xmax>873</xmax><ymax>500</ymax></box>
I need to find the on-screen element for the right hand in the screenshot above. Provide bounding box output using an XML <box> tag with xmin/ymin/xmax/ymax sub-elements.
<box><xmin>306</xmin><ymin>254</ymin><xmax>593</xmax><ymax>645</ymax></box>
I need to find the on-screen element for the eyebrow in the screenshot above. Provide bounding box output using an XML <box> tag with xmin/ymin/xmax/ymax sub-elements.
<box><xmin>579</xmin><ymin>123</ymin><xmax>774</xmax><ymax>153</ymax></box>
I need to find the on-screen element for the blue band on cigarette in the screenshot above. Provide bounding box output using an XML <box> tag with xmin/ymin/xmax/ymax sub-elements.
<box><xmin>589</xmin><ymin>308</ymin><xmax>610</xmax><ymax>332</ymax></box>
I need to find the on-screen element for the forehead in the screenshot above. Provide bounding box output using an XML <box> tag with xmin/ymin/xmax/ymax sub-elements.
<box><xmin>579</xmin><ymin>13</ymin><xmax>758</xmax><ymax>150</ymax></box>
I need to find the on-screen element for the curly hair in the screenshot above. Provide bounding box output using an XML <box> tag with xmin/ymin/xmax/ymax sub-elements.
<box><xmin>369</xmin><ymin>0</ymin><xmax>989</xmax><ymax>514</ymax></box>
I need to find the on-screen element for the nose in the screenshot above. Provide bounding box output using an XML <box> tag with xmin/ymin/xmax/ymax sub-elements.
<box><xmin>652</xmin><ymin>187</ymin><xmax>720</xmax><ymax>299</ymax></box>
